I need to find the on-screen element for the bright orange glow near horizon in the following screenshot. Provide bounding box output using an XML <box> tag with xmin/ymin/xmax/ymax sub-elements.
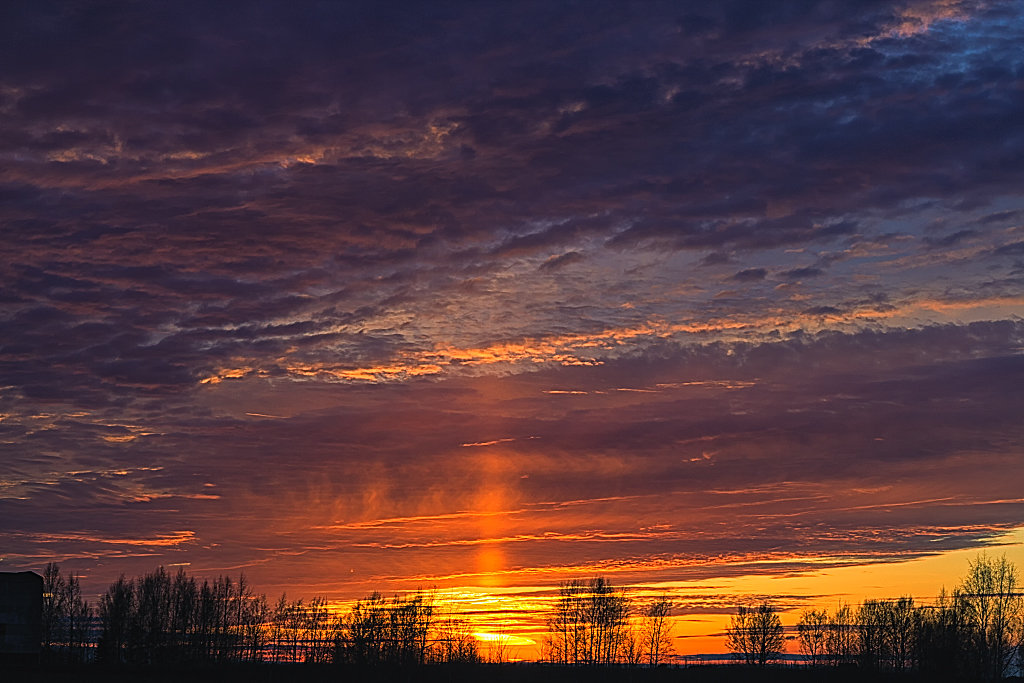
<box><xmin>312</xmin><ymin>526</ymin><xmax>1024</xmax><ymax>660</ymax></box>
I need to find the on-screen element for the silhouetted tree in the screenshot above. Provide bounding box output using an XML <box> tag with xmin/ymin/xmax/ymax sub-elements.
<box><xmin>639</xmin><ymin>596</ymin><xmax>673</xmax><ymax>666</ymax></box>
<box><xmin>95</xmin><ymin>567</ymin><xmax>268</xmax><ymax>665</ymax></box>
<box><xmin>64</xmin><ymin>554</ymin><xmax>1024</xmax><ymax>675</ymax></box>
<box><xmin>485</xmin><ymin>624</ymin><xmax>515</xmax><ymax>664</ymax></box>
<box><xmin>857</xmin><ymin>599</ymin><xmax>887</xmax><ymax>671</ymax></box>
<box><xmin>885</xmin><ymin>596</ymin><xmax>919</xmax><ymax>671</ymax></box>
<box><xmin>388</xmin><ymin>591</ymin><xmax>434</xmax><ymax>665</ymax></box>
<box><xmin>546</xmin><ymin>578</ymin><xmax>586</xmax><ymax>664</ymax></box>
<box><xmin>303</xmin><ymin>596</ymin><xmax>337</xmax><ymax>663</ymax></box>
<box><xmin>824</xmin><ymin>601</ymin><xmax>857</xmax><ymax>667</ymax></box>
<box><xmin>917</xmin><ymin>588</ymin><xmax>969</xmax><ymax>678</ymax></box>
<box><xmin>797</xmin><ymin>607</ymin><xmax>828</xmax><ymax>666</ymax></box>
<box><xmin>41</xmin><ymin>562</ymin><xmax>65</xmax><ymax>659</ymax></box>
<box><xmin>855</xmin><ymin>597</ymin><xmax>919</xmax><ymax>671</ymax></box>
<box><xmin>726</xmin><ymin>601</ymin><xmax>784</xmax><ymax>667</ymax></box>
<box><xmin>432</xmin><ymin>608</ymin><xmax>480</xmax><ymax>664</ymax></box>
<box><xmin>619</xmin><ymin>624</ymin><xmax>643</xmax><ymax>666</ymax></box>
<box><xmin>63</xmin><ymin>571</ymin><xmax>92</xmax><ymax>663</ymax></box>
<box><xmin>136</xmin><ymin>566</ymin><xmax>173</xmax><ymax>663</ymax></box>
<box><xmin>167</xmin><ymin>568</ymin><xmax>198</xmax><ymax>662</ymax></box>
<box><xmin>957</xmin><ymin>553</ymin><xmax>1023</xmax><ymax>680</ymax></box>
<box><xmin>267</xmin><ymin>593</ymin><xmax>289</xmax><ymax>662</ymax></box>
<box><xmin>40</xmin><ymin>562</ymin><xmax>93</xmax><ymax>663</ymax></box>
<box><xmin>98</xmin><ymin>575</ymin><xmax>134</xmax><ymax>664</ymax></box>
<box><xmin>337</xmin><ymin>592</ymin><xmax>386</xmax><ymax>665</ymax></box>
<box><xmin>545</xmin><ymin>577</ymin><xmax>631</xmax><ymax>665</ymax></box>
<box><xmin>240</xmin><ymin>590</ymin><xmax>269</xmax><ymax>662</ymax></box>
<box><xmin>272</xmin><ymin>594</ymin><xmax>308</xmax><ymax>663</ymax></box>
<box><xmin>335</xmin><ymin>591</ymin><xmax>435</xmax><ymax>666</ymax></box>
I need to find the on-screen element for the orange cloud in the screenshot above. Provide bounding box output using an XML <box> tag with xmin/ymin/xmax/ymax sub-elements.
<box><xmin>197</xmin><ymin>294</ymin><xmax>1024</xmax><ymax>387</ymax></box>
<box><xmin>23</xmin><ymin>530</ymin><xmax>197</xmax><ymax>547</ymax></box>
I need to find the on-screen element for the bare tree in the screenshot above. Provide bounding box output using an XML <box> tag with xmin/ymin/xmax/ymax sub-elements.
<box><xmin>338</xmin><ymin>592</ymin><xmax>387</xmax><ymax>665</ymax></box>
<box><xmin>825</xmin><ymin>602</ymin><xmax>857</xmax><ymax>667</ymax></box>
<box><xmin>885</xmin><ymin>596</ymin><xmax>919</xmax><ymax>672</ymax></box>
<box><xmin>917</xmin><ymin>588</ymin><xmax>967</xmax><ymax>677</ymax></box>
<box><xmin>544</xmin><ymin>577</ymin><xmax>631</xmax><ymax>665</ymax></box>
<box><xmin>63</xmin><ymin>572</ymin><xmax>92</xmax><ymax>663</ymax></box>
<box><xmin>280</xmin><ymin>595</ymin><xmax>308</xmax><ymax>663</ymax></box>
<box><xmin>300</xmin><ymin>596</ymin><xmax>336</xmax><ymax>663</ymax></box>
<box><xmin>639</xmin><ymin>597</ymin><xmax>673</xmax><ymax>666</ymax></box>
<box><xmin>268</xmin><ymin>593</ymin><xmax>290</xmax><ymax>662</ymax></box>
<box><xmin>431</xmin><ymin>608</ymin><xmax>480</xmax><ymax>664</ymax></box>
<box><xmin>93</xmin><ymin>567</ymin><xmax>270</xmax><ymax>665</ymax></box>
<box><xmin>168</xmin><ymin>568</ymin><xmax>198</xmax><ymax>662</ymax></box>
<box><xmin>485</xmin><ymin>623</ymin><xmax>516</xmax><ymax>664</ymax></box>
<box><xmin>98</xmin><ymin>575</ymin><xmax>135</xmax><ymax>664</ymax></box>
<box><xmin>546</xmin><ymin>578</ymin><xmax>586</xmax><ymax>664</ymax></box>
<box><xmin>587</xmin><ymin>578</ymin><xmax>630</xmax><ymax>664</ymax></box>
<box><xmin>726</xmin><ymin>601</ymin><xmax>784</xmax><ymax>667</ymax></box>
<box><xmin>857</xmin><ymin>599</ymin><xmax>887</xmax><ymax>671</ymax></box>
<box><xmin>620</xmin><ymin>623</ymin><xmax>644</xmax><ymax>666</ymax></box>
<box><xmin>797</xmin><ymin>607</ymin><xmax>828</xmax><ymax>666</ymax></box>
<box><xmin>958</xmin><ymin>553</ymin><xmax>1023</xmax><ymax>680</ymax></box>
<box><xmin>336</xmin><ymin>591</ymin><xmax>435</xmax><ymax>666</ymax></box>
<box><xmin>40</xmin><ymin>563</ymin><xmax>92</xmax><ymax>663</ymax></box>
<box><xmin>136</xmin><ymin>567</ymin><xmax>173</xmax><ymax>663</ymax></box>
<box><xmin>855</xmin><ymin>597</ymin><xmax>920</xmax><ymax>671</ymax></box>
<box><xmin>41</xmin><ymin>562</ymin><xmax>66</xmax><ymax>659</ymax></box>
<box><xmin>388</xmin><ymin>591</ymin><xmax>434</xmax><ymax>666</ymax></box>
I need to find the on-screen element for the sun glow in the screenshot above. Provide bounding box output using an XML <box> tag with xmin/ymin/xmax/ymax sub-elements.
<box><xmin>320</xmin><ymin>526</ymin><xmax>1024</xmax><ymax>661</ymax></box>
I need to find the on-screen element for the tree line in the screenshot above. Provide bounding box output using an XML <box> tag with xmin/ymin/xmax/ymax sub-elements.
<box><xmin>40</xmin><ymin>564</ymin><xmax>481</xmax><ymax>666</ymax></box>
<box><xmin>41</xmin><ymin>566</ymin><xmax>670</xmax><ymax>668</ymax></box>
<box><xmin>40</xmin><ymin>563</ymin><xmax>92</xmax><ymax>664</ymax></box>
<box><xmin>726</xmin><ymin>553</ymin><xmax>1024</xmax><ymax>679</ymax></box>
<box><xmin>36</xmin><ymin>552</ymin><xmax>1023</xmax><ymax>678</ymax></box>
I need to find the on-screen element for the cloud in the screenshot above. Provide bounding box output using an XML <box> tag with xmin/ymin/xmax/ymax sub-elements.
<box><xmin>4</xmin><ymin>319</ymin><xmax>1023</xmax><ymax>593</ymax></box>
<box><xmin>540</xmin><ymin>252</ymin><xmax>584</xmax><ymax>270</ymax></box>
<box><xmin>0</xmin><ymin>0</ymin><xmax>1022</xmax><ymax>614</ymax></box>
<box><xmin>779</xmin><ymin>266</ymin><xmax>824</xmax><ymax>280</ymax></box>
<box><xmin>730</xmin><ymin>268</ymin><xmax>768</xmax><ymax>282</ymax></box>
<box><xmin>994</xmin><ymin>241</ymin><xmax>1024</xmax><ymax>256</ymax></box>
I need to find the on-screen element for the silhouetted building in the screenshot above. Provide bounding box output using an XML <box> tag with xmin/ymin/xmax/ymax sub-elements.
<box><xmin>0</xmin><ymin>571</ymin><xmax>43</xmax><ymax>663</ymax></box>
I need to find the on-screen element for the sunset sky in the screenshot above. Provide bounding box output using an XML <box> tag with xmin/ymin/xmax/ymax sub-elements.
<box><xmin>2</xmin><ymin>0</ymin><xmax>1023</xmax><ymax>657</ymax></box>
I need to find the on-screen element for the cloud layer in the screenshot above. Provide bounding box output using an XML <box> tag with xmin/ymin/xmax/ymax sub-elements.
<box><xmin>2</xmin><ymin>1</ymin><xmax>1023</xmax><ymax>636</ymax></box>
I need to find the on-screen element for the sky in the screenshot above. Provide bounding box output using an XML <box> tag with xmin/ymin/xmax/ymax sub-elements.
<box><xmin>2</xmin><ymin>0</ymin><xmax>1024</xmax><ymax>657</ymax></box>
